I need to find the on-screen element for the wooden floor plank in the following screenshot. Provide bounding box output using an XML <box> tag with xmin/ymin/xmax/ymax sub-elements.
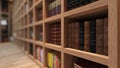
<box><xmin>0</xmin><ymin>43</ymin><xmax>40</xmax><ymax>68</ymax></box>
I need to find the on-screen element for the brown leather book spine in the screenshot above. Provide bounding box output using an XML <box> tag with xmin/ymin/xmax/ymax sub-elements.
<box><xmin>74</xmin><ymin>22</ymin><xmax>80</xmax><ymax>49</ymax></box>
<box><xmin>84</xmin><ymin>21</ymin><xmax>90</xmax><ymax>51</ymax></box>
<box><xmin>104</xmin><ymin>18</ymin><xmax>108</xmax><ymax>56</ymax></box>
<box><xmin>96</xmin><ymin>19</ymin><xmax>104</xmax><ymax>55</ymax></box>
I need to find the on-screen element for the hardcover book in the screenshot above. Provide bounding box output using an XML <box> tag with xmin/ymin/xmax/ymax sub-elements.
<box><xmin>96</xmin><ymin>19</ymin><xmax>104</xmax><ymax>54</ymax></box>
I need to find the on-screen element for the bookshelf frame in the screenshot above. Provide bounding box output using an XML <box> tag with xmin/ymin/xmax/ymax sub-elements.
<box><xmin>12</xmin><ymin>0</ymin><xmax>120</xmax><ymax>68</ymax></box>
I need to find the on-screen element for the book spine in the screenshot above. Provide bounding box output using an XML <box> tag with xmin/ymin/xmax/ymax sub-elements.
<box><xmin>89</xmin><ymin>20</ymin><xmax>96</xmax><ymax>53</ymax></box>
<box><xmin>84</xmin><ymin>21</ymin><xmax>90</xmax><ymax>51</ymax></box>
<box><xmin>104</xmin><ymin>18</ymin><xmax>108</xmax><ymax>56</ymax></box>
<box><xmin>51</xmin><ymin>2</ymin><xmax>54</xmax><ymax>16</ymax></box>
<box><xmin>71</xmin><ymin>22</ymin><xmax>75</xmax><ymax>48</ymax></box>
<box><xmin>56</xmin><ymin>0</ymin><xmax>61</xmax><ymax>14</ymax></box>
<box><xmin>53</xmin><ymin>1</ymin><xmax>56</xmax><ymax>16</ymax></box>
<box><xmin>96</xmin><ymin>19</ymin><xmax>104</xmax><ymax>55</ymax></box>
<box><xmin>74</xmin><ymin>22</ymin><xmax>80</xmax><ymax>49</ymax></box>
<box><xmin>79</xmin><ymin>21</ymin><xmax>84</xmax><ymax>50</ymax></box>
<box><xmin>48</xmin><ymin>3</ymin><xmax>52</xmax><ymax>17</ymax></box>
<box><xmin>67</xmin><ymin>23</ymin><xmax>71</xmax><ymax>48</ymax></box>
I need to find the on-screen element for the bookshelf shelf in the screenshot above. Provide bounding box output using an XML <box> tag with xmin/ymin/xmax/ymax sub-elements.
<box><xmin>64</xmin><ymin>0</ymin><xmax>108</xmax><ymax>18</ymax></box>
<box><xmin>45</xmin><ymin>43</ymin><xmax>62</xmax><ymax>52</ymax></box>
<box><xmin>64</xmin><ymin>48</ymin><xmax>108</xmax><ymax>65</ymax></box>
<box><xmin>34</xmin><ymin>41</ymin><xmax>44</xmax><ymax>46</ymax></box>
<box><xmin>13</xmin><ymin>0</ymin><xmax>120</xmax><ymax>68</ymax></box>
<box><xmin>34</xmin><ymin>0</ymin><xmax>42</xmax><ymax>7</ymax></box>
<box><xmin>45</xmin><ymin>14</ymin><xmax>61</xmax><ymax>23</ymax></box>
<box><xmin>34</xmin><ymin>20</ymin><xmax>43</xmax><ymax>26</ymax></box>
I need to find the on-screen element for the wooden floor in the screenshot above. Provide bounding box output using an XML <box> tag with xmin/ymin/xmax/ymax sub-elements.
<box><xmin>0</xmin><ymin>43</ymin><xmax>40</xmax><ymax>68</ymax></box>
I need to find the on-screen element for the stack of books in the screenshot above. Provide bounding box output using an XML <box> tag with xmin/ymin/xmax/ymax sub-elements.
<box><xmin>48</xmin><ymin>0</ymin><xmax>61</xmax><ymax>17</ymax></box>
<box><xmin>48</xmin><ymin>22</ymin><xmax>61</xmax><ymax>45</ymax></box>
<box><xmin>67</xmin><ymin>0</ymin><xmax>98</xmax><ymax>11</ymax></box>
<box><xmin>66</xmin><ymin>17</ymin><xmax>108</xmax><ymax>55</ymax></box>
<box><xmin>47</xmin><ymin>52</ymin><xmax>61</xmax><ymax>68</ymax></box>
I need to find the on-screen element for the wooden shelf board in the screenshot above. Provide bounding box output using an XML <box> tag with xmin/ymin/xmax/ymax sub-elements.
<box><xmin>45</xmin><ymin>43</ymin><xmax>62</xmax><ymax>52</ymax></box>
<box><xmin>28</xmin><ymin>7</ymin><xmax>33</xmax><ymax>14</ymax></box>
<box><xmin>64</xmin><ymin>48</ymin><xmax>109</xmax><ymax>66</ymax></box>
<box><xmin>34</xmin><ymin>41</ymin><xmax>44</xmax><ymax>46</ymax></box>
<box><xmin>34</xmin><ymin>20</ymin><xmax>43</xmax><ymax>26</ymax></box>
<box><xmin>45</xmin><ymin>14</ymin><xmax>61</xmax><ymax>23</ymax></box>
<box><xmin>64</xmin><ymin>0</ymin><xmax>108</xmax><ymax>18</ymax></box>
<box><xmin>28</xmin><ymin>24</ymin><xmax>34</xmax><ymax>27</ymax></box>
<box><xmin>28</xmin><ymin>39</ymin><xmax>34</xmax><ymax>43</ymax></box>
<box><xmin>34</xmin><ymin>0</ymin><xmax>42</xmax><ymax>7</ymax></box>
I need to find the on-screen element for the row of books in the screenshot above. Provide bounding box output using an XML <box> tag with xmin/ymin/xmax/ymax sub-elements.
<box><xmin>66</xmin><ymin>17</ymin><xmax>108</xmax><ymax>55</ymax></box>
<box><xmin>48</xmin><ymin>22</ymin><xmax>61</xmax><ymax>45</ymax></box>
<box><xmin>67</xmin><ymin>0</ymin><xmax>98</xmax><ymax>10</ymax></box>
<box><xmin>35</xmin><ymin>26</ymin><xmax>43</xmax><ymax>41</ymax></box>
<box><xmin>35</xmin><ymin>6</ymin><xmax>43</xmax><ymax>21</ymax></box>
<box><xmin>48</xmin><ymin>0</ymin><xmax>61</xmax><ymax>17</ymax></box>
<box><xmin>47</xmin><ymin>52</ymin><xmax>61</xmax><ymax>68</ymax></box>
<box><xmin>36</xmin><ymin>46</ymin><xmax>44</xmax><ymax>63</ymax></box>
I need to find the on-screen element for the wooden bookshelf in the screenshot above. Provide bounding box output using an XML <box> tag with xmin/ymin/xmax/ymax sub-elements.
<box><xmin>12</xmin><ymin>0</ymin><xmax>120</xmax><ymax>68</ymax></box>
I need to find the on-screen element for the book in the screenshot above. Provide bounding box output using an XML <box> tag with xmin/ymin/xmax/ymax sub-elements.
<box><xmin>74</xmin><ymin>22</ymin><xmax>80</xmax><ymax>49</ymax></box>
<box><xmin>96</xmin><ymin>19</ymin><xmax>104</xmax><ymax>55</ymax></box>
<box><xmin>48</xmin><ymin>52</ymin><xmax>54</xmax><ymax>68</ymax></box>
<box><xmin>84</xmin><ymin>21</ymin><xmax>90</xmax><ymax>51</ymax></box>
<box><xmin>104</xmin><ymin>18</ymin><xmax>108</xmax><ymax>55</ymax></box>
<box><xmin>79</xmin><ymin>21</ymin><xmax>84</xmax><ymax>50</ymax></box>
<box><xmin>37</xmin><ymin>47</ymin><xmax>40</xmax><ymax>60</ymax></box>
<box><xmin>48</xmin><ymin>3</ymin><xmax>52</xmax><ymax>17</ymax></box>
<box><xmin>40</xmin><ymin>48</ymin><xmax>44</xmax><ymax>63</ymax></box>
<box><xmin>54</xmin><ymin>55</ymin><xmax>59</xmax><ymax>68</ymax></box>
<box><xmin>67</xmin><ymin>23</ymin><xmax>72</xmax><ymax>48</ymax></box>
<box><xmin>56</xmin><ymin>0</ymin><xmax>61</xmax><ymax>14</ymax></box>
<box><xmin>48</xmin><ymin>0</ymin><xmax>61</xmax><ymax>17</ymax></box>
<box><xmin>71</xmin><ymin>22</ymin><xmax>75</xmax><ymax>48</ymax></box>
<box><xmin>89</xmin><ymin>20</ymin><xmax>96</xmax><ymax>53</ymax></box>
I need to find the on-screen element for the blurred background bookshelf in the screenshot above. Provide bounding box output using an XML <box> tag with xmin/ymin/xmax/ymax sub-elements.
<box><xmin>0</xmin><ymin>0</ymin><xmax>12</xmax><ymax>43</ymax></box>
